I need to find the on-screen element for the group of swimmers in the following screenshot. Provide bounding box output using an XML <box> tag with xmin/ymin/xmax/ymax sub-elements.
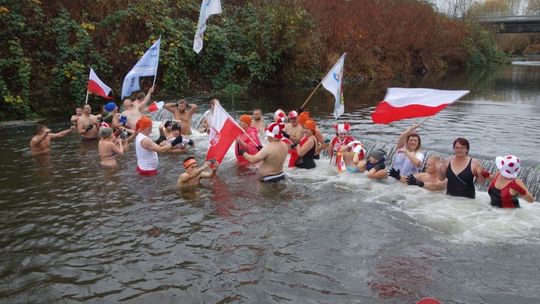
<box><xmin>29</xmin><ymin>88</ymin><xmax>536</xmax><ymax>207</ymax></box>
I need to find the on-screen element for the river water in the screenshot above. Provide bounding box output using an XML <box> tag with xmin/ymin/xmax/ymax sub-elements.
<box><xmin>1</xmin><ymin>63</ymin><xmax>539</xmax><ymax>303</ymax></box>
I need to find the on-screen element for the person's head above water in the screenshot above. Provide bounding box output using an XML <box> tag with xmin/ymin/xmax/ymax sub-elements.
<box><xmin>369</xmin><ymin>148</ymin><xmax>386</xmax><ymax>162</ymax></box>
<box><xmin>495</xmin><ymin>155</ymin><xmax>521</xmax><ymax>179</ymax></box>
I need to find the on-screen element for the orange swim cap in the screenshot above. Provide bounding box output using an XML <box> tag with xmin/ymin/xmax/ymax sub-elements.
<box><xmin>135</xmin><ymin>116</ymin><xmax>153</xmax><ymax>131</ymax></box>
<box><xmin>240</xmin><ymin>114</ymin><xmax>252</xmax><ymax>126</ymax></box>
<box><xmin>298</xmin><ymin>111</ymin><xmax>311</xmax><ymax>126</ymax></box>
<box><xmin>304</xmin><ymin>119</ymin><xmax>317</xmax><ymax>132</ymax></box>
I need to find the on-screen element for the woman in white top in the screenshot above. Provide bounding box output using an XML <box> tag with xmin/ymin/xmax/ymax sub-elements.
<box><xmin>391</xmin><ymin>123</ymin><xmax>424</xmax><ymax>177</ymax></box>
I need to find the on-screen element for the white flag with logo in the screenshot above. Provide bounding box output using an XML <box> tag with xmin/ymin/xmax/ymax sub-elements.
<box><xmin>193</xmin><ymin>0</ymin><xmax>222</xmax><ymax>54</ymax></box>
<box><xmin>322</xmin><ymin>53</ymin><xmax>346</xmax><ymax>119</ymax></box>
<box><xmin>121</xmin><ymin>37</ymin><xmax>161</xmax><ymax>98</ymax></box>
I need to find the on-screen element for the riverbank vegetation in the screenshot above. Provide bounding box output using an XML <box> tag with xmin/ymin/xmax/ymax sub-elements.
<box><xmin>1</xmin><ymin>0</ymin><xmax>508</xmax><ymax>119</ymax></box>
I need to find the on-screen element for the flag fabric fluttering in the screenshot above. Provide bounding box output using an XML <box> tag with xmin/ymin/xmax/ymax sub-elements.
<box><xmin>193</xmin><ymin>0</ymin><xmax>222</xmax><ymax>54</ymax></box>
<box><xmin>206</xmin><ymin>102</ymin><xmax>243</xmax><ymax>164</ymax></box>
<box><xmin>321</xmin><ymin>53</ymin><xmax>347</xmax><ymax>119</ymax></box>
<box><xmin>87</xmin><ymin>68</ymin><xmax>113</xmax><ymax>99</ymax></box>
<box><xmin>371</xmin><ymin>88</ymin><xmax>470</xmax><ymax>124</ymax></box>
<box><xmin>147</xmin><ymin>101</ymin><xmax>165</xmax><ymax>113</ymax></box>
<box><xmin>121</xmin><ymin>37</ymin><xmax>161</xmax><ymax>98</ymax></box>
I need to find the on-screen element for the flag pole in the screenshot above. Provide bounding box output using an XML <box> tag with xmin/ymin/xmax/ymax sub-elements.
<box><xmin>85</xmin><ymin>90</ymin><xmax>89</xmax><ymax>105</ymax></box>
<box><xmin>152</xmin><ymin>35</ymin><xmax>161</xmax><ymax>87</ymax></box>
<box><xmin>418</xmin><ymin>116</ymin><xmax>432</xmax><ymax>127</ymax></box>
<box><xmin>301</xmin><ymin>53</ymin><xmax>345</xmax><ymax>109</ymax></box>
<box><xmin>300</xmin><ymin>81</ymin><xmax>323</xmax><ymax>109</ymax></box>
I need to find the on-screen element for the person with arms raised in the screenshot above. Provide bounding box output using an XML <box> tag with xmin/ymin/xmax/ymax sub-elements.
<box><xmin>390</xmin><ymin>123</ymin><xmax>424</xmax><ymax>177</ymax></box>
<box><xmin>30</xmin><ymin>124</ymin><xmax>75</xmax><ymax>155</ymax></box>
<box><xmin>164</xmin><ymin>99</ymin><xmax>198</xmax><ymax>135</ymax></box>
<box><xmin>121</xmin><ymin>86</ymin><xmax>154</xmax><ymax>129</ymax></box>
<box><xmin>177</xmin><ymin>156</ymin><xmax>219</xmax><ymax>188</ymax></box>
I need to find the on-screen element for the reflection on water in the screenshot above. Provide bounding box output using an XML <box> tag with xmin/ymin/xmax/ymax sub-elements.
<box><xmin>1</xmin><ymin>64</ymin><xmax>540</xmax><ymax>303</ymax></box>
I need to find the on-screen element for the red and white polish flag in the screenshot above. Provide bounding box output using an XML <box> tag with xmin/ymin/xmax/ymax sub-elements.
<box><xmin>371</xmin><ymin>88</ymin><xmax>469</xmax><ymax>124</ymax></box>
<box><xmin>206</xmin><ymin>103</ymin><xmax>243</xmax><ymax>164</ymax></box>
<box><xmin>87</xmin><ymin>68</ymin><xmax>113</xmax><ymax>99</ymax></box>
<box><xmin>147</xmin><ymin>101</ymin><xmax>164</xmax><ymax>112</ymax></box>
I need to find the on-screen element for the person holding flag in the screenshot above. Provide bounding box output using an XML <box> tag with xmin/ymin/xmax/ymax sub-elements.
<box><xmin>389</xmin><ymin>123</ymin><xmax>424</xmax><ymax>178</ymax></box>
<box><xmin>177</xmin><ymin>156</ymin><xmax>219</xmax><ymax>188</ymax></box>
<box><xmin>235</xmin><ymin>114</ymin><xmax>262</xmax><ymax>165</ymax></box>
<box><xmin>121</xmin><ymin>86</ymin><xmax>154</xmax><ymax>129</ymax></box>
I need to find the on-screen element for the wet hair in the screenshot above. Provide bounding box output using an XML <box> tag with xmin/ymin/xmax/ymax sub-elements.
<box><xmin>171</xmin><ymin>123</ymin><xmax>181</xmax><ymax>131</ymax></box>
<box><xmin>36</xmin><ymin>124</ymin><xmax>46</xmax><ymax>134</ymax></box>
<box><xmin>453</xmin><ymin>137</ymin><xmax>470</xmax><ymax>153</ymax></box>
<box><xmin>407</xmin><ymin>132</ymin><xmax>422</xmax><ymax>152</ymax></box>
<box><xmin>177</xmin><ymin>99</ymin><xmax>187</xmax><ymax>106</ymax></box>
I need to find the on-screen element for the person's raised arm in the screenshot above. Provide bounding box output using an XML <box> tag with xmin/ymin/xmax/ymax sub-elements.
<box><xmin>472</xmin><ymin>158</ymin><xmax>488</xmax><ymax>184</ymax></box>
<box><xmin>200</xmin><ymin>161</ymin><xmax>219</xmax><ymax>178</ymax></box>
<box><xmin>50</xmin><ymin>126</ymin><xmax>75</xmax><ymax>139</ymax></box>
<box><xmin>397</xmin><ymin>123</ymin><xmax>420</xmax><ymax>148</ymax></box>
<box><xmin>164</xmin><ymin>102</ymin><xmax>177</xmax><ymax>114</ymax></box>
<box><xmin>179</xmin><ymin>162</ymin><xmax>209</xmax><ymax>183</ymax></box>
<box><xmin>188</xmin><ymin>103</ymin><xmax>198</xmax><ymax>115</ymax></box>
<box><xmin>138</xmin><ymin>86</ymin><xmax>154</xmax><ymax>109</ymax></box>
<box><xmin>141</xmin><ymin>137</ymin><xmax>172</xmax><ymax>153</ymax></box>
<box><xmin>515</xmin><ymin>179</ymin><xmax>535</xmax><ymax>203</ymax></box>
<box><xmin>32</xmin><ymin>129</ymin><xmax>50</xmax><ymax>145</ymax></box>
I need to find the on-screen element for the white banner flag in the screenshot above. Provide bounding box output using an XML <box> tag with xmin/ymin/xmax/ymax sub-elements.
<box><xmin>321</xmin><ymin>53</ymin><xmax>347</xmax><ymax>119</ymax></box>
<box><xmin>121</xmin><ymin>37</ymin><xmax>161</xmax><ymax>98</ymax></box>
<box><xmin>193</xmin><ymin>0</ymin><xmax>222</xmax><ymax>54</ymax></box>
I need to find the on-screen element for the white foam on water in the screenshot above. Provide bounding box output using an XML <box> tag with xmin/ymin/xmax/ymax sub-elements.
<box><xmin>177</xmin><ymin>127</ymin><xmax>540</xmax><ymax>245</ymax></box>
<box><xmin>512</xmin><ymin>61</ymin><xmax>540</xmax><ymax>66</ymax></box>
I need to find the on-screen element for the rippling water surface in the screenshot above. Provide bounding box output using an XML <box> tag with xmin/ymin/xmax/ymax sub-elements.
<box><xmin>1</xmin><ymin>64</ymin><xmax>540</xmax><ymax>303</ymax></box>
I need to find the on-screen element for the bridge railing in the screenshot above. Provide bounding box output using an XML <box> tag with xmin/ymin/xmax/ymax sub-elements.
<box><xmin>475</xmin><ymin>15</ymin><xmax>540</xmax><ymax>23</ymax></box>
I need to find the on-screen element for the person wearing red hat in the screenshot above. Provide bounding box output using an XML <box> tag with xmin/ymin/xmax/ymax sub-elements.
<box><xmin>235</xmin><ymin>114</ymin><xmax>262</xmax><ymax>165</ymax></box>
<box><xmin>239</xmin><ymin>122</ymin><xmax>288</xmax><ymax>182</ymax></box>
<box><xmin>284</xmin><ymin>110</ymin><xmax>303</xmax><ymax>144</ymax></box>
<box><xmin>177</xmin><ymin>156</ymin><xmax>219</xmax><ymax>188</ymax></box>
<box><xmin>134</xmin><ymin>116</ymin><xmax>173</xmax><ymax>175</ymax></box>
<box><xmin>329</xmin><ymin>122</ymin><xmax>355</xmax><ymax>161</ymax></box>
<box><xmin>292</xmin><ymin>119</ymin><xmax>318</xmax><ymax>169</ymax></box>
<box><xmin>487</xmin><ymin>155</ymin><xmax>535</xmax><ymax>208</ymax></box>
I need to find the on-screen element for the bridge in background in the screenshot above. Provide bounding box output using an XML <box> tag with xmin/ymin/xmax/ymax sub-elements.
<box><xmin>475</xmin><ymin>15</ymin><xmax>540</xmax><ymax>33</ymax></box>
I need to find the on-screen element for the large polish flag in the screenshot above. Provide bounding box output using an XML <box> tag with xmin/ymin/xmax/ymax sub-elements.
<box><xmin>371</xmin><ymin>88</ymin><xmax>469</xmax><ymax>124</ymax></box>
<box><xmin>87</xmin><ymin>68</ymin><xmax>113</xmax><ymax>99</ymax></box>
<box><xmin>206</xmin><ymin>102</ymin><xmax>243</xmax><ymax>164</ymax></box>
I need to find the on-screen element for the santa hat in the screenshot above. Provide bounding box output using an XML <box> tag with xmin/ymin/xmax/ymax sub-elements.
<box><xmin>495</xmin><ymin>155</ymin><xmax>521</xmax><ymax>179</ymax></box>
<box><xmin>347</xmin><ymin>140</ymin><xmax>364</xmax><ymax>154</ymax></box>
<box><xmin>288</xmin><ymin>110</ymin><xmax>298</xmax><ymax>119</ymax></box>
<box><xmin>274</xmin><ymin>109</ymin><xmax>287</xmax><ymax>124</ymax></box>
<box><xmin>265</xmin><ymin>122</ymin><xmax>284</xmax><ymax>139</ymax></box>
<box><xmin>334</xmin><ymin>122</ymin><xmax>351</xmax><ymax>134</ymax></box>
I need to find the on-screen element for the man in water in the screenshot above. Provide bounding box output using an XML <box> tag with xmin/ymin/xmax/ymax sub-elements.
<box><xmin>70</xmin><ymin>107</ymin><xmax>82</xmax><ymax>126</ymax></box>
<box><xmin>177</xmin><ymin>156</ymin><xmax>218</xmax><ymax>187</ymax></box>
<box><xmin>77</xmin><ymin>104</ymin><xmax>99</xmax><ymax>141</ymax></box>
<box><xmin>284</xmin><ymin>110</ymin><xmax>303</xmax><ymax>144</ymax></box>
<box><xmin>389</xmin><ymin>156</ymin><xmax>444</xmax><ymax>191</ymax></box>
<box><xmin>251</xmin><ymin>108</ymin><xmax>266</xmax><ymax>139</ymax></box>
<box><xmin>30</xmin><ymin>124</ymin><xmax>75</xmax><ymax>155</ymax></box>
<box><xmin>164</xmin><ymin>99</ymin><xmax>198</xmax><ymax>135</ymax></box>
<box><xmin>239</xmin><ymin>122</ymin><xmax>288</xmax><ymax>182</ymax></box>
<box><xmin>200</xmin><ymin>98</ymin><xmax>218</xmax><ymax>134</ymax></box>
<box><xmin>121</xmin><ymin>86</ymin><xmax>154</xmax><ymax>129</ymax></box>
<box><xmin>134</xmin><ymin>116</ymin><xmax>173</xmax><ymax>175</ymax></box>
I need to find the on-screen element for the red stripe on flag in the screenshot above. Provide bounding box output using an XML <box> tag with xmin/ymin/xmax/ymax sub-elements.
<box><xmin>371</xmin><ymin>101</ymin><xmax>449</xmax><ymax>124</ymax></box>
<box><xmin>87</xmin><ymin>80</ymin><xmax>113</xmax><ymax>99</ymax></box>
<box><xmin>206</xmin><ymin>118</ymin><xmax>243</xmax><ymax>164</ymax></box>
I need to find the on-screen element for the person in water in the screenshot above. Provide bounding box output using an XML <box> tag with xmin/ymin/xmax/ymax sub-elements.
<box><xmin>292</xmin><ymin>119</ymin><xmax>318</xmax><ymax>169</ymax></box>
<box><xmin>30</xmin><ymin>124</ymin><xmax>75</xmax><ymax>155</ymax></box>
<box><xmin>98</xmin><ymin>124</ymin><xmax>124</xmax><ymax>167</ymax></box>
<box><xmin>162</xmin><ymin>123</ymin><xmax>192</xmax><ymax>154</ymax></box>
<box><xmin>251</xmin><ymin>108</ymin><xmax>266</xmax><ymax>140</ymax></box>
<box><xmin>164</xmin><ymin>99</ymin><xmax>198</xmax><ymax>135</ymax></box>
<box><xmin>240</xmin><ymin>122</ymin><xmax>289</xmax><ymax>182</ymax></box>
<box><xmin>134</xmin><ymin>116</ymin><xmax>173</xmax><ymax>175</ymax></box>
<box><xmin>340</xmin><ymin>140</ymin><xmax>366</xmax><ymax>173</ymax></box>
<box><xmin>487</xmin><ymin>155</ymin><xmax>535</xmax><ymax>208</ymax></box>
<box><xmin>235</xmin><ymin>114</ymin><xmax>262</xmax><ymax>165</ymax></box>
<box><xmin>70</xmin><ymin>107</ymin><xmax>82</xmax><ymax>126</ymax></box>
<box><xmin>121</xmin><ymin>86</ymin><xmax>154</xmax><ymax>129</ymax></box>
<box><xmin>389</xmin><ymin>156</ymin><xmax>444</xmax><ymax>191</ymax></box>
<box><xmin>391</xmin><ymin>123</ymin><xmax>424</xmax><ymax>177</ymax></box>
<box><xmin>358</xmin><ymin>148</ymin><xmax>388</xmax><ymax>179</ymax></box>
<box><xmin>284</xmin><ymin>111</ymin><xmax>303</xmax><ymax>144</ymax></box>
<box><xmin>438</xmin><ymin>137</ymin><xmax>489</xmax><ymax>199</ymax></box>
<box><xmin>328</xmin><ymin>122</ymin><xmax>355</xmax><ymax>162</ymax></box>
<box><xmin>177</xmin><ymin>156</ymin><xmax>219</xmax><ymax>188</ymax></box>
<box><xmin>77</xmin><ymin>104</ymin><xmax>100</xmax><ymax>141</ymax></box>
<box><xmin>200</xmin><ymin>98</ymin><xmax>218</xmax><ymax>134</ymax></box>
